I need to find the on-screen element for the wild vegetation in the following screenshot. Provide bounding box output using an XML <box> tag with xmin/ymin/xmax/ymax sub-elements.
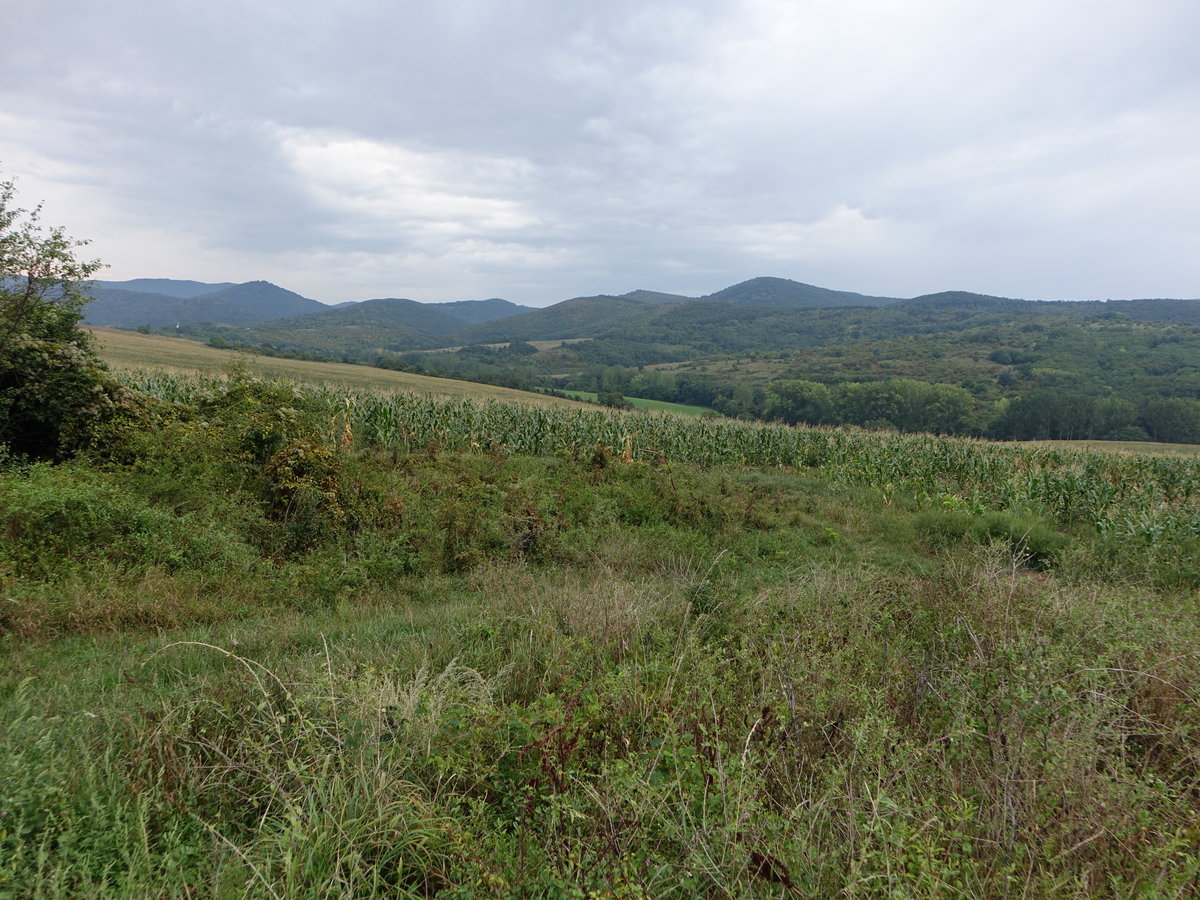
<box><xmin>4</xmin><ymin>362</ymin><xmax>1200</xmax><ymax>896</ymax></box>
<box><xmin>5</xmin><ymin>177</ymin><xmax>1200</xmax><ymax>896</ymax></box>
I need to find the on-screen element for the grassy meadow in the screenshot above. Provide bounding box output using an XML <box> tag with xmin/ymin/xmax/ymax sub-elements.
<box><xmin>2</xmin><ymin>361</ymin><xmax>1200</xmax><ymax>897</ymax></box>
<box><xmin>560</xmin><ymin>389</ymin><xmax>714</xmax><ymax>416</ymax></box>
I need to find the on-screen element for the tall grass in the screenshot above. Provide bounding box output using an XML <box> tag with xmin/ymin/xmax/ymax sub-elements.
<box><xmin>5</xmin><ymin>551</ymin><xmax>1199</xmax><ymax>896</ymax></box>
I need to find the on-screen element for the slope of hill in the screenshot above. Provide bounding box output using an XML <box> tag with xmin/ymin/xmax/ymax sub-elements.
<box><xmin>6</xmin><ymin>362</ymin><xmax>1200</xmax><ymax>895</ymax></box>
<box><xmin>455</xmin><ymin>294</ymin><xmax>661</xmax><ymax>343</ymax></box>
<box><xmin>1072</xmin><ymin>297</ymin><xmax>1200</xmax><ymax>325</ymax></box>
<box><xmin>230</xmin><ymin>296</ymin><xmax>536</xmax><ymax>353</ymax></box>
<box><xmin>85</xmin><ymin>275</ymin><xmax>1200</xmax><ymax>445</ymax></box>
<box><xmin>434</xmin><ymin>297</ymin><xmax>536</xmax><ymax>325</ymax></box>
<box><xmin>88</xmin><ymin>327</ymin><xmax>588</xmax><ymax>408</ymax></box>
<box><xmin>84</xmin><ymin>280</ymin><xmax>325</xmax><ymax>327</ymax></box>
<box><xmin>197</xmin><ymin>281</ymin><xmax>326</xmax><ymax>319</ymax></box>
<box><xmin>94</xmin><ymin>278</ymin><xmax>236</xmax><ymax>297</ymax></box>
<box><xmin>265</xmin><ymin>297</ymin><xmax>464</xmax><ymax>334</ymax></box>
<box><xmin>702</xmin><ymin>276</ymin><xmax>897</xmax><ymax>308</ymax></box>
<box><xmin>83</xmin><ymin>287</ymin><xmax>191</xmax><ymax>328</ymax></box>
<box><xmin>454</xmin><ymin>277</ymin><xmax>895</xmax><ymax>344</ymax></box>
<box><xmin>619</xmin><ymin>289</ymin><xmax>692</xmax><ymax>305</ymax></box>
<box><xmin>203</xmin><ymin>295</ymin><xmax>540</xmax><ymax>354</ymax></box>
<box><xmin>82</xmin><ymin>288</ymin><xmax>270</xmax><ymax>328</ymax></box>
<box><xmin>899</xmin><ymin>291</ymin><xmax>1029</xmax><ymax>312</ymax></box>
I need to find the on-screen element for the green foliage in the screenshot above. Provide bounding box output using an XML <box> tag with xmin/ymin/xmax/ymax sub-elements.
<box><xmin>914</xmin><ymin>507</ymin><xmax>1067</xmax><ymax>568</ymax></box>
<box><xmin>0</xmin><ymin>174</ymin><xmax>135</xmax><ymax>459</ymax></box>
<box><xmin>189</xmin><ymin>364</ymin><xmax>328</xmax><ymax>464</ymax></box>
<box><xmin>990</xmin><ymin>388</ymin><xmax>1142</xmax><ymax>440</ymax></box>
<box><xmin>126</xmin><ymin>266</ymin><xmax>1200</xmax><ymax>444</ymax></box>
<box><xmin>1142</xmin><ymin>396</ymin><xmax>1200</xmax><ymax>444</ymax></box>
<box><xmin>835</xmin><ymin>378</ymin><xmax>979</xmax><ymax>434</ymax></box>
<box><xmin>263</xmin><ymin>439</ymin><xmax>348</xmax><ymax>554</ymax></box>
<box><xmin>6</xmin><ymin>543</ymin><xmax>1200</xmax><ymax>895</ymax></box>
<box><xmin>0</xmin><ymin>462</ymin><xmax>255</xmax><ymax>580</ymax></box>
<box><xmin>764</xmin><ymin>378</ymin><xmax>833</xmax><ymax>424</ymax></box>
<box><xmin>596</xmin><ymin>389</ymin><xmax>633</xmax><ymax>409</ymax></box>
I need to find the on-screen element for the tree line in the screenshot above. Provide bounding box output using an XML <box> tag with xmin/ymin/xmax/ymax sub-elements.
<box><xmin>763</xmin><ymin>378</ymin><xmax>1200</xmax><ymax>442</ymax></box>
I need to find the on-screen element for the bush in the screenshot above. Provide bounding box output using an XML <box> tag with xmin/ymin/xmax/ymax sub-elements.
<box><xmin>263</xmin><ymin>439</ymin><xmax>347</xmax><ymax>554</ymax></box>
<box><xmin>970</xmin><ymin>510</ymin><xmax>1067</xmax><ymax>568</ymax></box>
<box><xmin>0</xmin><ymin>174</ymin><xmax>134</xmax><ymax>459</ymax></box>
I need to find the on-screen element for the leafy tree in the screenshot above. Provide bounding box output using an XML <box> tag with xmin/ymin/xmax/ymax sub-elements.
<box><xmin>0</xmin><ymin>174</ymin><xmax>127</xmax><ymax>458</ymax></box>
<box><xmin>1089</xmin><ymin>396</ymin><xmax>1139</xmax><ymax>439</ymax></box>
<box><xmin>988</xmin><ymin>388</ymin><xmax>1093</xmax><ymax>440</ymax></box>
<box><xmin>834</xmin><ymin>379</ymin><xmax>977</xmax><ymax>434</ymax></box>
<box><xmin>507</xmin><ymin>340</ymin><xmax>539</xmax><ymax>356</ymax></box>
<box><xmin>712</xmin><ymin>382</ymin><xmax>765</xmax><ymax>419</ymax></box>
<box><xmin>836</xmin><ymin>381</ymin><xmax>903</xmax><ymax>430</ymax></box>
<box><xmin>987</xmin><ymin>390</ymin><xmax>1148</xmax><ymax>441</ymax></box>
<box><xmin>596</xmin><ymin>390</ymin><xmax>633</xmax><ymax>410</ymax></box>
<box><xmin>764</xmin><ymin>379</ymin><xmax>833</xmax><ymax>425</ymax></box>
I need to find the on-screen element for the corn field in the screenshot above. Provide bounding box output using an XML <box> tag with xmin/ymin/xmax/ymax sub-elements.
<box><xmin>124</xmin><ymin>372</ymin><xmax>1200</xmax><ymax>550</ymax></box>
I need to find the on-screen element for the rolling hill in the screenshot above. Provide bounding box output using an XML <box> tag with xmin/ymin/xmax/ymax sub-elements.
<box><xmin>87</xmin><ymin>327</ymin><xmax>589</xmax><ymax>408</ymax></box>
<box><xmin>94</xmin><ymin>278</ymin><xmax>237</xmax><ymax>297</ymax></box>
<box><xmin>84</xmin><ymin>279</ymin><xmax>326</xmax><ymax>327</ymax></box>
<box><xmin>84</xmin><ymin>278</ymin><xmax>537</xmax><ymax>337</ymax></box>
<box><xmin>700</xmin><ymin>276</ymin><xmax>896</xmax><ymax>308</ymax></box>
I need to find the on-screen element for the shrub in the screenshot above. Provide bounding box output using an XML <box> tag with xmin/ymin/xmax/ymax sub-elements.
<box><xmin>263</xmin><ymin>439</ymin><xmax>347</xmax><ymax>554</ymax></box>
<box><xmin>970</xmin><ymin>510</ymin><xmax>1067</xmax><ymax>568</ymax></box>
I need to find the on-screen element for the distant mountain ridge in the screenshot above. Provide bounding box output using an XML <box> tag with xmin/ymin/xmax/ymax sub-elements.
<box><xmin>80</xmin><ymin>275</ymin><xmax>1200</xmax><ymax>447</ymax></box>
<box><xmin>95</xmin><ymin>278</ymin><xmax>237</xmax><ymax>298</ymax></box>
<box><xmin>700</xmin><ymin>276</ymin><xmax>896</xmax><ymax>308</ymax></box>
<box><xmin>83</xmin><ymin>275</ymin><xmax>1200</xmax><ymax>365</ymax></box>
<box><xmin>83</xmin><ymin>278</ymin><xmax>537</xmax><ymax>331</ymax></box>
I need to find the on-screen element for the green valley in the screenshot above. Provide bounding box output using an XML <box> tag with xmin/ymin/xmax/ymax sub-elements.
<box><xmin>85</xmin><ymin>276</ymin><xmax>1200</xmax><ymax>445</ymax></box>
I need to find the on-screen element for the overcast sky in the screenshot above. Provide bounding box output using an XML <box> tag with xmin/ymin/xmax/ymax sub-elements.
<box><xmin>3</xmin><ymin>1</ymin><xmax>1197</xmax><ymax>306</ymax></box>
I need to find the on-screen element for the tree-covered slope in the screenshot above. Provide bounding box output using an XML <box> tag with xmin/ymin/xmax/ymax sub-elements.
<box><xmin>701</xmin><ymin>275</ymin><xmax>897</xmax><ymax>308</ymax></box>
<box><xmin>85</xmin><ymin>279</ymin><xmax>325</xmax><ymax>327</ymax></box>
<box><xmin>94</xmin><ymin>278</ymin><xmax>236</xmax><ymax>298</ymax></box>
<box><xmin>454</xmin><ymin>294</ymin><xmax>664</xmax><ymax>343</ymax></box>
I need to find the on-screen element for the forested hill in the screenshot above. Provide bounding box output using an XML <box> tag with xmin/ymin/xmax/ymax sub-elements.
<box><xmin>85</xmin><ymin>279</ymin><xmax>326</xmax><ymax>327</ymax></box>
<box><xmin>89</xmin><ymin>274</ymin><xmax>1200</xmax><ymax>357</ymax></box>
<box><xmin>701</xmin><ymin>276</ymin><xmax>896</xmax><ymax>308</ymax></box>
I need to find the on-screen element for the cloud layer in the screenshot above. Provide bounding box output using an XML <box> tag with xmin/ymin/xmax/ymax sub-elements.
<box><xmin>3</xmin><ymin>0</ymin><xmax>1197</xmax><ymax>304</ymax></box>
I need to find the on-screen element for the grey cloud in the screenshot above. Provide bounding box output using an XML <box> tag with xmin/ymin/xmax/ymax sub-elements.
<box><xmin>2</xmin><ymin>0</ymin><xmax>1197</xmax><ymax>304</ymax></box>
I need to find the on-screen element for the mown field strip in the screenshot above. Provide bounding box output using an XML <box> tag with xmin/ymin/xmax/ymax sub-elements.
<box><xmin>89</xmin><ymin>327</ymin><xmax>590</xmax><ymax>409</ymax></box>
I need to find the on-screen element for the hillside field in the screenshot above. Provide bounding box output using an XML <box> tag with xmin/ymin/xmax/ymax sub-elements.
<box><xmin>89</xmin><ymin>327</ymin><xmax>589</xmax><ymax>409</ymax></box>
